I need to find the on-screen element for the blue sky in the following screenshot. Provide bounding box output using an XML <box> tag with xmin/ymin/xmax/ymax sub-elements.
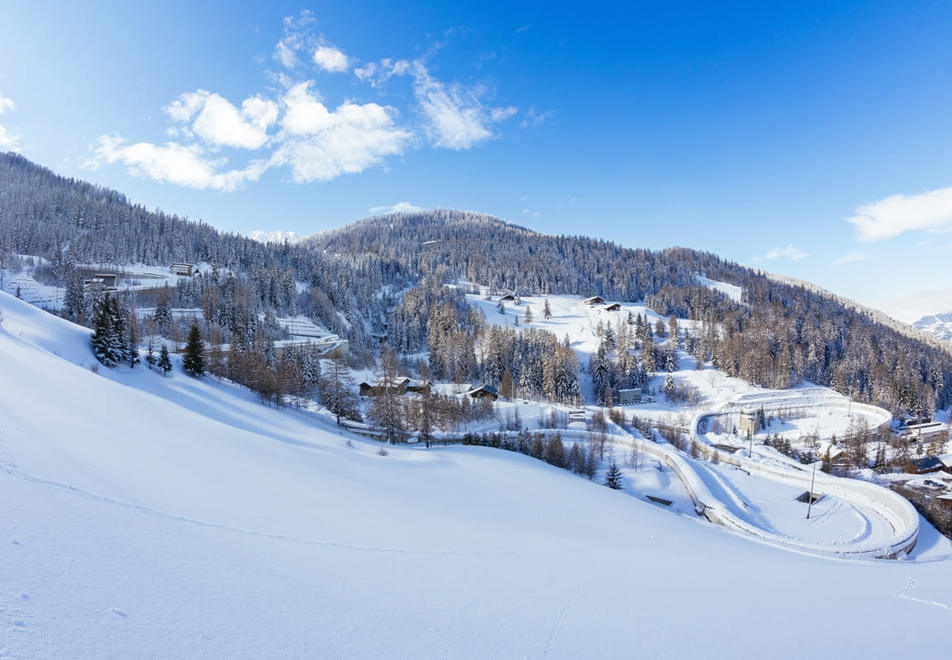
<box><xmin>1</xmin><ymin>1</ymin><xmax>951</xmax><ymax>321</ymax></box>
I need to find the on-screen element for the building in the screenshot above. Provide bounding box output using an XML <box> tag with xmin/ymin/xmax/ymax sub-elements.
<box><xmin>583</xmin><ymin>296</ymin><xmax>605</xmax><ymax>306</ymax></box>
<box><xmin>893</xmin><ymin>420</ymin><xmax>949</xmax><ymax>444</ymax></box>
<box><xmin>499</xmin><ymin>294</ymin><xmax>516</xmax><ymax>302</ymax></box>
<box><xmin>618</xmin><ymin>388</ymin><xmax>642</xmax><ymax>405</ymax></box>
<box><xmin>83</xmin><ymin>273</ymin><xmax>118</xmax><ymax>292</ymax></box>
<box><xmin>467</xmin><ymin>384</ymin><xmax>499</xmax><ymax>401</ymax></box>
<box><xmin>911</xmin><ymin>456</ymin><xmax>944</xmax><ymax>475</ymax></box>
<box><xmin>170</xmin><ymin>263</ymin><xmax>196</xmax><ymax>277</ymax></box>
<box><xmin>604</xmin><ymin>303</ymin><xmax>622</xmax><ymax>312</ymax></box>
<box><xmin>738</xmin><ymin>411</ymin><xmax>759</xmax><ymax>438</ymax></box>
<box><xmin>359</xmin><ymin>377</ymin><xmax>410</xmax><ymax>397</ymax></box>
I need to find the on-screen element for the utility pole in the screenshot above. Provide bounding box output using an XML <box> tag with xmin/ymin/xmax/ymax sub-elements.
<box><xmin>807</xmin><ymin>461</ymin><xmax>817</xmax><ymax>519</ymax></box>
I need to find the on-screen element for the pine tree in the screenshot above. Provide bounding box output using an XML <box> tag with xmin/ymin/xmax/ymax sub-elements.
<box><xmin>543</xmin><ymin>298</ymin><xmax>552</xmax><ymax>320</ymax></box>
<box><xmin>182</xmin><ymin>321</ymin><xmax>205</xmax><ymax>376</ymax></box>
<box><xmin>524</xmin><ymin>305</ymin><xmax>533</xmax><ymax>324</ymax></box>
<box><xmin>158</xmin><ymin>344</ymin><xmax>173</xmax><ymax>375</ymax></box>
<box><xmin>145</xmin><ymin>338</ymin><xmax>157</xmax><ymax>369</ymax></box>
<box><xmin>90</xmin><ymin>293</ymin><xmax>125</xmax><ymax>367</ymax></box>
<box><xmin>126</xmin><ymin>310</ymin><xmax>140</xmax><ymax>368</ymax></box>
<box><xmin>604</xmin><ymin>462</ymin><xmax>623</xmax><ymax>489</ymax></box>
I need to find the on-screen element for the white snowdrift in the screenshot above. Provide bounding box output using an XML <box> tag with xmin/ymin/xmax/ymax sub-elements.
<box><xmin>3</xmin><ymin>291</ymin><xmax>952</xmax><ymax>659</ymax></box>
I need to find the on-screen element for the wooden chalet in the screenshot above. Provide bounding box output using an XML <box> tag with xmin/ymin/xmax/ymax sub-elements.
<box><xmin>359</xmin><ymin>377</ymin><xmax>410</xmax><ymax>397</ymax></box>
<box><xmin>911</xmin><ymin>456</ymin><xmax>944</xmax><ymax>475</ymax></box>
<box><xmin>467</xmin><ymin>384</ymin><xmax>499</xmax><ymax>401</ymax></box>
<box><xmin>499</xmin><ymin>294</ymin><xmax>516</xmax><ymax>302</ymax></box>
<box><xmin>583</xmin><ymin>296</ymin><xmax>605</xmax><ymax>306</ymax></box>
<box><xmin>604</xmin><ymin>303</ymin><xmax>622</xmax><ymax>312</ymax></box>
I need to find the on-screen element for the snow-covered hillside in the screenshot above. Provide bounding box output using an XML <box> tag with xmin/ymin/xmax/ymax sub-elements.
<box><xmin>914</xmin><ymin>311</ymin><xmax>952</xmax><ymax>343</ymax></box>
<box><xmin>3</xmin><ymin>290</ymin><xmax>952</xmax><ymax>658</ymax></box>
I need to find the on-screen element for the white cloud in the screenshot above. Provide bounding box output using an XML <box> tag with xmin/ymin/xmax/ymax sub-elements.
<box><xmin>274</xmin><ymin>10</ymin><xmax>316</xmax><ymax>69</ymax></box>
<box><xmin>354</xmin><ymin>58</ymin><xmax>411</xmax><ymax>87</ymax></box>
<box><xmin>0</xmin><ymin>90</ymin><xmax>21</xmax><ymax>151</ymax></box>
<box><xmin>847</xmin><ymin>186</ymin><xmax>952</xmax><ymax>241</ymax></box>
<box><xmin>411</xmin><ymin>62</ymin><xmax>515</xmax><ymax>150</ymax></box>
<box><xmin>872</xmin><ymin>287</ymin><xmax>952</xmax><ymax>324</ymax></box>
<box><xmin>833</xmin><ymin>252</ymin><xmax>871</xmax><ymax>266</ymax></box>
<box><xmin>757</xmin><ymin>244</ymin><xmax>809</xmax><ymax>261</ymax></box>
<box><xmin>369</xmin><ymin>201</ymin><xmax>424</xmax><ymax>215</ymax></box>
<box><xmin>165</xmin><ymin>90</ymin><xmax>277</xmax><ymax>150</ymax></box>
<box><xmin>87</xmin><ymin>135</ymin><xmax>268</xmax><ymax>191</ymax></box>
<box><xmin>314</xmin><ymin>45</ymin><xmax>350</xmax><ymax>73</ymax></box>
<box><xmin>273</xmin><ymin>82</ymin><xmax>412</xmax><ymax>182</ymax></box>
<box><xmin>519</xmin><ymin>107</ymin><xmax>553</xmax><ymax>129</ymax></box>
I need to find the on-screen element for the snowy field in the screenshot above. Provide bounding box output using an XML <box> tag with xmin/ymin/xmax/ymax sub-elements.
<box><xmin>5</xmin><ymin>290</ymin><xmax>952</xmax><ymax>658</ymax></box>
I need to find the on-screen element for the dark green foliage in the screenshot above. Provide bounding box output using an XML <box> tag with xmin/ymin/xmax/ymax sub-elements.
<box><xmin>182</xmin><ymin>322</ymin><xmax>205</xmax><ymax>376</ymax></box>
<box><xmin>604</xmin><ymin>462</ymin><xmax>624</xmax><ymax>490</ymax></box>
<box><xmin>90</xmin><ymin>293</ymin><xmax>127</xmax><ymax>367</ymax></box>
<box><xmin>158</xmin><ymin>344</ymin><xmax>172</xmax><ymax>375</ymax></box>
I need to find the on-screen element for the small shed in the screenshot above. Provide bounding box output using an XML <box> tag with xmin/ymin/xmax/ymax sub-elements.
<box><xmin>618</xmin><ymin>388</ymin><xmax>643</xmax><ymax>405</ymax></box>
<box><xmin>467</xmin><ymin>385</ymin><xmax>499</xmax><ymax>401</ymax></box>
<box><xmin>499</xmin><ymin>294</ymin><xmax>516</xmax><ymax>303</ymax></box>
<box><xmin>604</xmin><ymin>303</ymin><xmax>622</xmax><ymax>312</ymax></box>
<box><xmin>584</xmin><ymin>296</ymin><xmax>605</xmax><ymax>306</ymax></box>
<box><xmin>170</xmin><ymin>263</ymin><xmax>196</xmax><ymax>277</ymax></box>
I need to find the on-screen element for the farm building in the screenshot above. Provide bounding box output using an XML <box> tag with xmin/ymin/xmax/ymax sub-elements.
<box><xmin>583</xmin><ymin>296</ymin><xmax>605</xmax><ymax>306</ymax></box>
<box><xmin>605</xmin><ymin>303</ymin><xmax>622</xmax><ymax>312</ymax></box>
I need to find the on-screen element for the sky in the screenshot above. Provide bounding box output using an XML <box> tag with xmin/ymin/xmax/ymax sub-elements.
<box><xmin>1</xmin><ymin>0</ymin><xmax>951</xmax><ymax>322</ymax></box>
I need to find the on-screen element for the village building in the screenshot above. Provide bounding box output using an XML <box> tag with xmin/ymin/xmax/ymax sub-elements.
<box><xmin>467</xmin><ymin>384</ymin><xmax>499</xmax><ymax>401</ymax></box>
<box><xmin>604</xmin><ymin>303</ymin><xmax>622</xmax><ymax>312</ymax></box>
<box><xmin>359</xmin><ymin>377</ymin><xmax>410</xmax><ymax>397</ymax></box>
<box><xmin>83</xmin><ymin>273</ymin><xmax>118</xmax><ymax>292</ymax></box>
<box><xmin>892</xmin><ymin>419</ymin><xmax>949</xmax><ymax>444</ymax></box>
<box><xmin>583</xmin><ymin>296</ymin><xmax>605</xmax><ymax>306</ymax></box>
<box><xmin>738</xmin><ymin>411</ymin><xmax>759</xmax><ymax>438</ymax></box>
<box><xmin>170</xmin><ymin>263</ymin><xmax>196</xmax><ymax>277</ymax></box>
<box><xmin>617</xmin><ymin>388</ymin><xmax>643</xmax><ymax>405</ymax></box>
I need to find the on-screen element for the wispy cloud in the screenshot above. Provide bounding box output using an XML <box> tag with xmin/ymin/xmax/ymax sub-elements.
<box><xmin>369</xmin><ymin>201</ymin><xmax>424</xmax><ymax>215</ymax></box>
<box><xmin>833</xmin><ymin>252</ymin><xmax>871</xmax><ymax>266</ymax></box>
<box><xmin>274</xmin><ymin>10</ymin><xmax>316</xmax><ymax>69</ymax></box>
<box><xmin>519</xmin><ymin>107</ymin><xmax>553</xmax><ymax>129</ymax></box>
<box><xmin>410</xmin><ymin>61</ymin><xmax>516</xmax><ymax>149</ymax></box>
<box><xmin>847</xmin><ymin>186</ymin><xmax>952</xmax><ymax>241</ymax></box>
<box><xmin>756</xmin><ymin>244</ymin><xmax>809</xmax><ymax>261</ymax></box>
<box><xmin>0</xmin><ymin>90</ymin><xmax>21</xmax><ymax>152</ymax></box>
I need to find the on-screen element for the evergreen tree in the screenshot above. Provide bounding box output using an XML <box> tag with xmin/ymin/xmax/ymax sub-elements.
<box><xmin>604</xmin><ymin>462</ymin><xmax>623</xmax><ymax>489</ymax></box>
<box><xmin>524</xmin><ymin>305</ymin><xmax>533</xmax><ymax>324</ymax></box>
<box><xmin>126</xmin><ymin>310</ymin><xmax>140</xmax><ymax>368</ymax></box>
<box><xmin>145</xmin><ymin>338</ymin><xmax>157</xmax><ymax>369</ymax></box>
<box><xmin>90</xmin><ymin>293</ymin><xmax>125</xmax><ymax>367</ymax></box>
<box><xmin>543</xmin><ymin>298</ymin><xmax>552</xmax><ymax>320</ymax></box>
<box><xmin>182</xmin><ymin>321</ymin><xmax>206</xmax><ymax>376</ymax></box>
<box><xmin>158</xmin><ymin>344</ymin><xmax>173</xmax><ymax>375</ymax></box>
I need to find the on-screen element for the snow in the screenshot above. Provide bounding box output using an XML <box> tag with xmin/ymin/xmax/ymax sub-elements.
<box><xmin>696</xmin><ymin>274</ymin><xmax>743</xmax><ymax>303</ymax></box>
<box><xmin>5</xmin><ymin>289</ymin><xmax>952</xmax><ymax>657</ymax></box>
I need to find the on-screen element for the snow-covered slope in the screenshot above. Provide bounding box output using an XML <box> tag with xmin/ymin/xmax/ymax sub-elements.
<box><xmin>3</xmin><ymin>290</ymin><xmax>952</xmax><ymax>658</ymax></box>
<box><xmin>914</xmin><ymin>311</ymin><xmax>952</xmax><ymax>343</ymax></box>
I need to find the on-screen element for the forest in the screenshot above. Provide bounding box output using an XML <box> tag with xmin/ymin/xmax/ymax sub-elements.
<box><xmin>2</xmin><ymin>151</ymin><xmax>951</xmax><ymax>417</ymax></box>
